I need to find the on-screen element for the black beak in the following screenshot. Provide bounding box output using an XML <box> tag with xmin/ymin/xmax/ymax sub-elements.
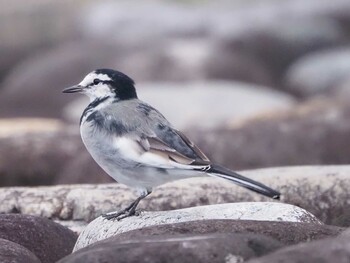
<box><xmin>62</xmin><ymin>85</ymin><xmax>83</xmax><ymax>93</ymax></box>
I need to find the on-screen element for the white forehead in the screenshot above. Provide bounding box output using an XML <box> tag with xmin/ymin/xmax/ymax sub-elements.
<box><xmin>79</xmin><ymin>72</ymin><xmax>112</xmax><ymax>86</ymax></box>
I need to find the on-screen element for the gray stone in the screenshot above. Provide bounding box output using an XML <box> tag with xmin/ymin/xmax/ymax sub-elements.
<box><xmin>0</xmin><ymin>119</ymin><xmax>82</xmax><ymax>186</ymax></box>
<box><xmin>284</xmin><ymin>48</ymin><xmax>350</xmax><ymax>97</ymax></box>
<box><xmin>0</xmin><ymin>238</ymin><xmax>41</xmax><ymax>263</ymax></box>
<box><xmin>63</xmin><ymin>81</ymin><xmax>296</xmax><ymax>129</ymax></box>
<box><xmin>0</xmin><ymin>0</ymin><xmax>79</xmax><ymax>82</ymax></box>
<box><xmin>74</xmin><ymin>202</ymin><xmax>320</xmax><ymax>251</ymax></box>
<box><xmin>187</xmin><ymin>97</ymin><xmax>350</xmax><ymax>171</ymax></box>
<box><xmin>60</xmin><ymin>233</ymin><xmax>281</xmax><ymax>263</ymax></box>
<box><xmin>1</xmin><ymin>166</ymin><xmax>349</xmax><ymax>231</ymax></box>
<box><xmin>0</xmin><ymin>214</ymin><xmax>77</xmax><ymax>263</ymax></box>
<box><xmin>246</xmin><ymin>235</ymin><xmax>350</xmax><ymax>263</ymax></box>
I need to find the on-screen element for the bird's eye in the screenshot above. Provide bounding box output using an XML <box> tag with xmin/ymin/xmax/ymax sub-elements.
<box><xmin>93</xmin><ymin>79</ymin><xmax>101</xmax><ymax>85</ymax></box>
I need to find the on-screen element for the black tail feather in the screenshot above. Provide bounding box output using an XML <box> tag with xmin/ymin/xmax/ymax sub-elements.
<box><xmin>207</xmin><ymin>164</ymin><xmax>280</xmax><ymax>199</ymax></box>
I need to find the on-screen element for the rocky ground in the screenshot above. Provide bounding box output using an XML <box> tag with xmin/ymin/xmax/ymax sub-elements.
<box><xmin>1</xmin><ymin>0</ymin><xmax>350</xmax><ymax>262</ymax></box>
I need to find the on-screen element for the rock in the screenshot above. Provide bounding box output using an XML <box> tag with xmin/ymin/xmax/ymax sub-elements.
<box><xmin>74</xmin><ymin>202</ymin><xmax>320</xmax><ymax>250</ymax></box>
<box><xmin>0</xmin><ymin>214</ymin><xmax>77</xmax><ymax>263</ymax></box>
<box><xmin>96</xmin><ymin>220</ymin><xmax>343</xmax><ymax>246</ymax></box>
<box><xmin>211</xmin><ymin>17</ymin><xmax>345</xmax><ymax>86</ymax></box>
<box><xmin>0</xmin><ymin>238</ymin><xmax>41</xmax><ymax>263</ymax></box>
<box><xmin>187</xmin><ymin>97</ymin><xmax>350</xmax><ymax>170</ymax></box>
<box><xmin>246</xmin><ymin>235</ymin><xmax>350</xmax><ymax>263</ymax></box>
<box><xmin>0</xmin><ymin>119</ymin><xmax>82</xmax><ymax>186</ymax></box>
<box><xmin>61</xmin><ymin>233</ymin><xmax>281</xmax><ymax>263</ymax></box>
<box><xmin>0</xmin><ymin>0</ymin><xmax>78</xmax><ymax>82</ymax></box>
<box><xmin>283</xmin><ymin>48</ymin><xmax>350</xmax><ymax>97</ymax></box>
<box><xmin>0</xmin><ymin>41</ymin><xmax>120</xmax><ymax>118</ymax></box>
<box><xmin>63</xmin><ymin>81</ymin><xmax>296</xmax><ymax>129</ymax></box>
<box><xmin>1</xmin><ymin>166</ymin><xmax>350</xmax><ymax>229</ymax></box>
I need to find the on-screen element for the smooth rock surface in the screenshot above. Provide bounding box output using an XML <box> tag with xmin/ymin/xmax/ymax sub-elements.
<box><xmin>63</xmin><ymin>81</ymin><xmax>295</xmax><ymax>129</ymax></box>
<box><xmin>0</xmin><ymin>214</ymin><xmax>77</xmax><ymax>263</ymax></box>
<box><xmin>61</xmin><ymin>233</ymin><xmax>281</xmax><ymax>263</ymax></box>
<box><xmin>0</xmin><ymin>120</ymin><xmax>82</xmax><ymax>186</ymax></box>
<box><xmin>284</xmin><ymin>48</ymin><xmax>350</xmax><ymax>97</ymax></box>
<box><xmin>246</xmin><ymin>235</ymin><xmax>350</xmax><ymax>263</ymax></box>
<box><xmin>188</xmin><ymin>97</ymin><xmax>350</xmax><ymax>170</ymax></box>
<box><xmin>101</xmin><ymin>220</ymin><xmax>344</xmax><ymax>246</ymax></box>
<box><xmin>0</xmin><ymin>238</ymin><xmax>41</xmax><ymax>263</ymax></box>
<box><xmin>74</xmin><ymin>202</ymin><xmax>320</xmax><ymax>251</ymax></box>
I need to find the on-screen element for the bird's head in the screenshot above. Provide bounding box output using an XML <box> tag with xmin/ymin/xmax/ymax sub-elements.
<box><xmin>63</xmin><ymin>69</ymin><xmax>137</xmax><ymax>101</ymax></box>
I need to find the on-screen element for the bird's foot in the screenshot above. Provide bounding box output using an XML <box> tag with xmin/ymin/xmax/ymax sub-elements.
<box><xmin>102</xmin><ymin>207</ymin><xmax>140</xmax><ymax>221</ymax></box>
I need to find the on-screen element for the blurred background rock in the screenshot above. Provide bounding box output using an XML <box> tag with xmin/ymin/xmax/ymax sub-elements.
<box><xmin>1</xmin><ymin>0</ymin><xmax>350</xmax><ymax>186</ymax></box>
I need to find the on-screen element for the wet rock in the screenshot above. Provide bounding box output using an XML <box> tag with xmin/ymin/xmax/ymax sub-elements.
<box><xmin>63</xmin><ymin>81</ymin><xmax>295</xmax><ymax>129</ymax></box>
<box><xmin>0</xmin><ymin>238</ymin><xmax>41</xmax><ymax>263</ymax></box>
<box><xmin>246</xmin><ymin>235</ymin><xmax>350</xmax><ymax>263</ymax></box>
<box><xmin>0</xmin><ymin>214</ymin><xmax>77</xmax><ymax>263</ymax></box>
<box><xmin>74</xmin><ymin>203</ymin><xmax>319</xmax><ymax>250</ymax></box>
<box><xmin>100</xmin><ymin>220</ymin><xmax>343</xmax><ymax>246</ymax></box>
<box><xmin>61</xmin><ymin>233</ymin><xmax>281</xmax><ymax>263</ymax></box>
<box><xmin>284</xmin><ymin>48</ymin><xmax>350</xmax><ymax>97</ymax></box>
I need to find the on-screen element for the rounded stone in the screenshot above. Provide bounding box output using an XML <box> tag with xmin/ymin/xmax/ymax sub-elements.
<box><xmin>74</xmin><ymin>202</ymin><xmax>320</xmax><ymax>251</ymax></box>
<box><xmin>0</xmin><ymin>238</ymin><xmax>41</xmax><ymax>263</ymax></box>
<box><xmin>60</xmin><ymin>233</ymin><xmax>282</xmax><ymax>263</ymax></box>
<box><xmin>0</xmin><ymin>214</ymin><xmax>78</xmax><ymax>263</ymax></box>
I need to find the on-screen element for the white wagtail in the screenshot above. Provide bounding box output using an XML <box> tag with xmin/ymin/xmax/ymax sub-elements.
<box><xmin>63</xmin><ymin>69</ymin><xmax>280</xmax><ymax>220</ymax></box>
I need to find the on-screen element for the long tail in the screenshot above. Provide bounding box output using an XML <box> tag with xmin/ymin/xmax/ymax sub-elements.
<box><xmin>207</xmin><ymin>164</ymin><xmax>280</xmax><ymax>199</ymax></box>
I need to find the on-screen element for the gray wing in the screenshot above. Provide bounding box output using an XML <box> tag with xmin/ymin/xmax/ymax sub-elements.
<box><xmin>101</xmin><ymin>100</ymin><xmax>210</xmax><ymax>167</ymax></box>
<box><xmin>135</xmin><ymin>102</ymin><xmax>210</xmax><ymax>166</ymax></box>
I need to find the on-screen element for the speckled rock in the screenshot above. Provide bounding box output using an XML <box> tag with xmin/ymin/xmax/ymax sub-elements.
<box><xmin>60</xmin><ymin>233</ymin><xmax>282</xmax><ymax>263</ymax></box>
<box><xmin>0</xmin><ymin>214</ymin><xmax>77</xmax><ymax>263</ymax></box>
<box><xmin>74</xmin><ymin>202</ymin><xmax>320</xmax><ymax>251</ymax></box>
<box><xmin>1</xmin><ymin>166</ymin><xmax>350</xmax><ymax>231</ymax></box>
<box><xmin>0</xmin><ymin>238</ymin><xmax>41</xmax><ymax>263</ymax></box>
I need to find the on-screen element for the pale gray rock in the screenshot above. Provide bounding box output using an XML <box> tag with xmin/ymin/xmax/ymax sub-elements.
<box><xmin>284</xmin><ymin>48</ymin><xmax>350</xmax><ymax>97</ymax></box>
<box><xmin>0</xmin><ymin>166</ymin><xmax>349</xmax><ymax>232</ymax></box>
<box><xmin>63</xmin><ymin>81</ymin><xmax>296</xmax><ymax>129</ymax></box>
<box><xmin>73</xmin><ymin>202</ymin><xmax>320</xmax><ymax>251</ymax></box>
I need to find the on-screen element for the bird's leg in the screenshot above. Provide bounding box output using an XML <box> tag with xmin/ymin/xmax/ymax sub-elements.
<box><xmin>102</xmin><ymin>190</ymin><xmax>151</xmax><ymax>221</ymax></box>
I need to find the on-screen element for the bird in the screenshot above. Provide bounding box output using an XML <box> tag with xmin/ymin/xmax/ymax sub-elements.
<box><xmin>63</xmin><ymin>68</ymin><xmax>280</xmax><ymax>220</ymax></box>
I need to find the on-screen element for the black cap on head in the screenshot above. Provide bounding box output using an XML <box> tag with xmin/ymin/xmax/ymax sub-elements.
<box><xmin>95</xmin><ymin>69</ymin><xmax>137</xmax><ymax>100</ymax></box>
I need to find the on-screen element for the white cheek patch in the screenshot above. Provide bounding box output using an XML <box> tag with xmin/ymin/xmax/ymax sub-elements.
<box><xmin>91</xmin><ymin>84</ymin><xmax>114</xmax><ymax>97</ymax></box>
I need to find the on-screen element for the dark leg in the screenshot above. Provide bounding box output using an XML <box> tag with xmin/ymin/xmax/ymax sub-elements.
<box><xmin>102</xmin><ymin>190</ymin><xmax>151</xmax><ymax>221</ymax></box>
